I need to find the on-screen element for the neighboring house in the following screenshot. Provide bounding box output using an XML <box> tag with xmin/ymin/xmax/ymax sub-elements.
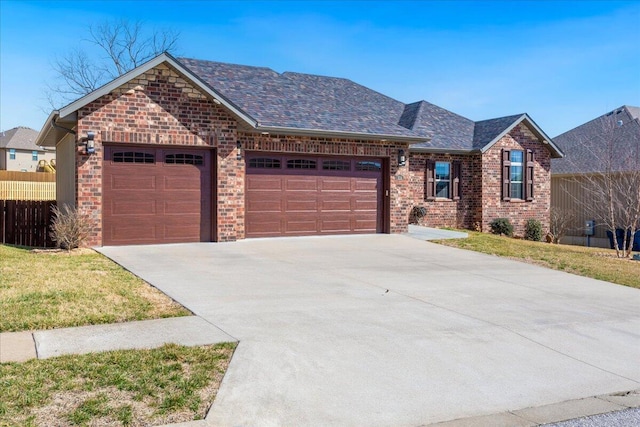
<box><xmin>0</xmin><ymin>127</ymin><xmax>55</xmax><ymax>172</ymax></box>
<box><xmin>551</xmin><ymin>106</ymin><xmax>640</xmax><ymax>248</ymax></box>
<box><xmin>36</xmin><ymin>53</ymin><xmax>562</xmax><ymax>247</ymax></box>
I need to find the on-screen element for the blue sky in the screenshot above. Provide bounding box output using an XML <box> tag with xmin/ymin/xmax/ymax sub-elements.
<box><xmin>1</xmin><ymin>0</ymin><xmax>639</xmax><ymax>137</ymax></box>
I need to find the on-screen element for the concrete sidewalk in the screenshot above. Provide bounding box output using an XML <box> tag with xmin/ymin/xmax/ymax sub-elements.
<box><xmin>0</xmin><ymin>316</ymin><xmax>236</xmax><ymax>363</ymax></box>
<box><xmin>405</xmin><ymin>224</ymin><xmax>468</xmax><ymax>240</ymax></box>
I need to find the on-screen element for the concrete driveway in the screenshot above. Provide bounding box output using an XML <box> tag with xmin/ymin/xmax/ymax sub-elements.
<box><xmin>98</xmin><ymin>234</ymin><xmax>640</xmax><ymax>426</ymax></box>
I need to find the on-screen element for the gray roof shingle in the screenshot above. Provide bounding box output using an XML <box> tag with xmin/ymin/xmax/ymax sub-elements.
<box><xmin>552</xmin><ymin>106</ymin><xmax>640</xmax><ymax>175</ymax></box>
<box><xmin>0</xmin><ymin>127</ymin><xmax>42</xmax><ymax>150</ymax></box>
<box><xmin>178</xmin><ymin>57</ymin><xmax>417</xmax><ymax>138</ymax></box>
<box><xmin>472</xmin><ymin>114</ymin><xmax>525</xmax><ymax>150</ymax></box>
<box><xmin>402</xmin><ymin>101</ymin><xmax>475</xmax><ymax>150</ymax></box>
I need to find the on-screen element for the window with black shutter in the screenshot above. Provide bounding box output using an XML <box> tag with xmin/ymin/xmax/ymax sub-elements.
<box><xmin>502</xmin><ymin>149</ymin><xmax>511</xmax><ymax>201</ymax></box>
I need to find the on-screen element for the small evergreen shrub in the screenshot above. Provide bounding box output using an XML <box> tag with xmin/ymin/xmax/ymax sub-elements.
<box><xmin>524</xmin><ymin>219</ymin><xmax>543</xmax><ymax>241</ymax></box>
<box><xmin>489</xmin><ymin>218</ymin><xmax>513</xmax><ymax>236</ymax></box>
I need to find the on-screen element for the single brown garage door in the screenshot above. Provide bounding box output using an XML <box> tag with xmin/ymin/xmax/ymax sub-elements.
<box><xmin>103</xmin><ymin>145</ymin><xmax>212</xmax><ymax>245</ymax></box>
<box><xmin>245</xmin><ymin>153</ymin><xmax>384</xmax><ymax>238</ymax></box>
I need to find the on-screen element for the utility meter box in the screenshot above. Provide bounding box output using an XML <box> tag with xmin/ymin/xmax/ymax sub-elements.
<box><xmin>585</xmin><ymin>220</ymin><xmax>595</xmax><ymax>236</ymax></box>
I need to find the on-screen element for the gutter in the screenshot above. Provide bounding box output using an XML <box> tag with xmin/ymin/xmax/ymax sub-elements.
<box><xmin>254</xmin><ymin>125</ymin><xmax>427</xmax><ymax>144</ymax></box>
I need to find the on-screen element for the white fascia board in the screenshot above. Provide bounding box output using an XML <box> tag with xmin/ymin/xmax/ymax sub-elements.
<box><xmin>479</xmin><ymin>114</ymin><xmax>564</xmax><ymax>158</ymax></box>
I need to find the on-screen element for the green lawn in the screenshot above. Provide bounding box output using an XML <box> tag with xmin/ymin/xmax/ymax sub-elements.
<box><xmin>433</xmin><ymin>231</ymin><xmax>640</xmax><ymax>289</ymax></box>
<box><xmin>0</xmin><ymin>343</ymin><xmax>236</xmax><ymax>427</ymax></box>
<box><xmin>0</xmin><ymin>244</ymin><xmax>190</xmax><ymax>332</ymax></box>
<box><xmin>0</xmin><ymin>244</ymin><xmax>236</xmax><ymax>426</ymax></box>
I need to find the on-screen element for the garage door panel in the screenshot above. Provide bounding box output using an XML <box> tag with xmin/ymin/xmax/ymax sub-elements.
<box><xmin>320</xmin><ymin>178</ymin><xmax>352</xmax><ymax>191</ymax></box>
<box><xmin>285</xmin><ymin>219</ymin><xmax>319</xmax><ymax>234</ymax></box>
<box><xmin>246</xmin><ymin>154</ymin><xmax>383</xmax><ymax>238</ymax></box>
<box><xmin>286</xmin><ymin>198</ymin><xmax>318</xmax><ymax>212</ymax></box>
<box><xmin>163</xmin><ymin>176</ymin><xmax>202</xmax><ymax>191</ymax></box>
<box><xmin>285</xmin><ymin>178</ymin><xmax>318</xmax><ymax>191</ymax></box>
<box><xmin>108</xmin><ymin>222</ymin><xmax>158</xmax><ymax>242</ymax></box>
<box><xmin>162</xmin><ymin>200</ymin><xmax>201</xmax><ymax>215</ymax></box>
<box><xmin>108</xmin><ymin>200</ymin><xmax>157</xmax><ymax>216</ymax></box>
<box><xmin>103</xmin><ymin>146</ymin><xmax>212</xmax><ymax>245</ymax></box>
<box><xmin>110</xmin><ymin>175</ymin><xmax>157</xmax><ymax>190</ymax></box>
<box><xmin>319</xmin><ymin>218</ymin><xmax>352</xmax><ymax>232</ymax></box>
<box><xmin>354</xmin><ymin>178</ymin><xmax>379</xmax><ymax>191</ymax></box>
<box><xmin>247</xmin><ymin>218</ymin><xmax>284</xmax><ymax>235</ymax></box>
<box><xmin>246</xmin><ymin>176</ymin><xmax>283</xmax><ymax>191</ymax></box>
<box><xmin>247</xmin><ymin>199</ymin><xmax>283</xmax><ymax>213</ymax></box>
<box><xmin>320</xmin><ymin>199</ymin><xmax>351</xmax><ymax>211</ymax></box>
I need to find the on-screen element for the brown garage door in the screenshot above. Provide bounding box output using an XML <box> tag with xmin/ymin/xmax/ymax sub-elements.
<box><xmin>103</xmin><ymin>145</ymin><xmax>212</xmax><ymax>245</ymax></box>
<box><xmin>245</xmin><ymin>153</ymin><xmax>384</xmax><ymax>238</ymax></box>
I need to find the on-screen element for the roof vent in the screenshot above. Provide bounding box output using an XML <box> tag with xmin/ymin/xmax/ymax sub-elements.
<box><xmin>617</xmin><ymin>120</ymin><xmax>623</xmax><ymax>127</ymax></box>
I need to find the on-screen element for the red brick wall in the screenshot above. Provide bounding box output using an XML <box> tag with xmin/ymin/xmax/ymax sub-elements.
<box><xmin>408</xmin><ymin>153</ymin><xmax>483</xmax><ymax>230</ymax></box>
<box><xmin>480</xmin><ymin>123</ymin><xmax>551</xmax><ymax>235</ymax></box>
<box><xmin>408</xmin><ymin>123</ymin><xmax>552</xmax><ymax>236</ymax></box>
<box><xmin>75</xmin><ymin>63</ymin><xmax>412</xmax><ymax>245</ymax></box>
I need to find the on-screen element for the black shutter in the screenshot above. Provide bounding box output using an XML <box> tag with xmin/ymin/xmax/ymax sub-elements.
<box><xmin>452</xmin><ymin>161</ymin><xmax>461</xmax><ymax>200</ymax></box>
<box><xmin>502</xmin><ymin>149</ymin><xmax>511</xmax><ymax>201</ymax></box>
<box><xmin>426</xmin><ymin>160</ymin><xmax>435</xmax><ymax>201</ymax></box>
<box><xmin>525</xmin><ymin>149</ymin><xmax>534</xmax><ymax>201</ymax></box>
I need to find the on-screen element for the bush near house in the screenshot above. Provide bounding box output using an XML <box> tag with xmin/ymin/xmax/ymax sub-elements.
<box><xmin>489</xmin><ymin>218</ymin><xmax>514</xmax><ymax>236</ymax></box>
<box><xmin>524</xmin><ymin>219</ymin><xmax>543</xmax><ymax>241</ymax></box>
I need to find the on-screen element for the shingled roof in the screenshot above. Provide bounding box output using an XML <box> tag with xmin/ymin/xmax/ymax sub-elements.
<box><xmin>0</xmin><ymin>127</ymin><xmax>42</xmax><ymax>150</ymax></box>
<box><xmin>37</xmin><ymin>52</ymin><xmax>560</xmax><ymax>156</ymax></box>
<box><xmin>552</xmin><ymin>105</ymin><xmax>640</xmax><ymax>175</ymax></box>
<box><xmin>179</xmin><ymin>57</ymin><xmax>416</xmax><ymax>138</ymax></box>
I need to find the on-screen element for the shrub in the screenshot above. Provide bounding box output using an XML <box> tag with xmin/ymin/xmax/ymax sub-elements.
<box><xmin>50</xmin><ymin>205</ymin><xmax>91</xmax><ymax>250</ymax></box>
<box><xmin>524</xmin><ymin>219</ymin><xmax>543</xmax><ymax>241</ymax></box>
<box><xmin>489</xmin><ymin>218</ymin><xmax>513</xmax><ymax>236</ymax></box>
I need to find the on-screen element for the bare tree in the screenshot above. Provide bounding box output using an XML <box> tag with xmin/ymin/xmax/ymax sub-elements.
<box><xmin>547</xmin><ymin>206</ymin><xmax>575</xmax><ymax>244</ymax></box>
<box><xmin>46</xmin><ymin>19</ymin><xmax>179</xmax><ymax>108</ymax></box>
<box><xmin>560</xmin><ymin>111</ymin><xmax>640</xmax><ymax>257</ymax></box>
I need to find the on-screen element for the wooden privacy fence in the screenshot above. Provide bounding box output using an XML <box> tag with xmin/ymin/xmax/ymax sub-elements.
<box><xmin>0</xmin><ymin>200</ymin><xmax>57</xmax><ymax>247</ymax></box>
<box><xmin>0</xmin><ymin>181</ymin><xmax>56</xmax><ymax>201</ymax></box>
<box><xmin>0</xmin><ymin>171</ymin><xmax>56</xmax><ymax>182</ymax></box>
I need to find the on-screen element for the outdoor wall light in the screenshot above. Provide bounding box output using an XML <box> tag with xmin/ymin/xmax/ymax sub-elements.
<box><xmin>398</xmin><ymin>149</ymin><xmax>406</xmax><ymax>167</ymax></box>
<box><xmin>84</xmin><ymin>131</ymin><xmax>96</xmax><ymax>155</ymax></box>
<box><xmin>236</xmin><ymin>141</ymin><xmax>242</xmax><ymax>161</ymax></box>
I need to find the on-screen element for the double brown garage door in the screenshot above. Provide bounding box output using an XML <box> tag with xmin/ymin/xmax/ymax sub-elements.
<box><xmin>103</xmin><ymin>145</ymin><xmax>212</xmax><ymax>245</ymax></box>
<box><xmin>245</xmin><ymin>153</ymin><xmax>384</xmax><ymax>238</ymax></box>
<box><xmin>103</xmin><ymin>148</ymin><xmax>384</xmax><ymax>245</ymax></box>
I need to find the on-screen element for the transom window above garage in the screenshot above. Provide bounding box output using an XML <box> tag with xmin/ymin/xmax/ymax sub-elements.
<box><xmin>112</xmin><ymin>152</ymin><xmax>155</xmax><ymax>163</ymax></box>
<box><xmin>287</xmin><ymin>159</ymin><xmax>317</xmax><ymax>169</ymax></box>
<box><xmin>248</xmin><ymin>157</ymin><xmax>282</xmax><ymax>168</ymax></box>
<box><xmin>322</xmin><ymin>160</ymin><xmax>351</xmax><ymax>171</ymax></box>
<box><xmin>356</xmin><ymin>161</ymin><xmax>382</xmax><ymax>171</ymax></box>
<box><xmin>165</xmin><ymin>153</ymin><xmax>204</xmax><ymax>165</ymax></box>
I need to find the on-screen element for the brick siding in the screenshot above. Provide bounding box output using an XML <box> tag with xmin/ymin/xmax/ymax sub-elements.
<box><xmin>408</xmin><ymin>123</ymin><xmax>552</xmax><ymax>236</ymax></box>
<box><xmin>75</xmin><ymin>63</ymin><xmax>411</xmax><ymax>245</ymax></box>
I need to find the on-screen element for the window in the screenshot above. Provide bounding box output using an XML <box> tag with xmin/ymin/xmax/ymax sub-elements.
<box><xmin>502</xmin><ymin>149</ymin><xmax>534</xmax><ymax>201</ymax></box>
<box><xmin>322</xmin><ymin>160</ymin><xmax>351</xmax><ymax>171</ymax></box>
<box><xmin>435</xmin><ymin>162</ymin><xmax>450</xmax><ymax>198</ymax></box>
<box><xmin>355</xmin><ymin>161</ymin><xmax>382</xmax><ymax>171</ymax></box>
<box><xmin>32</xmin><ymin>151</ymin><xmax>38</xmax><ymax>161</ymax></box>
<box><xmin>426</xmin><ymin>160</ymin><xmax>461</xmax><ymax>201</ymax></box>
<box><xmin>248</xmin><ymin>157</ymin><xmax>281</xmax><ymax>169</ymax></box>
<box><xmin>112</xmin><ymin>152</ymin><xmax>155</xmax><ymax>163</ymax></box>
<box><xmin>510</xmin><ymin>150</ymin><xmax>524</xmax><ymax>200</ymax></box>
<box><xmin>9</xmin><ymin>149</ymin><xmax>15</xmax><ymax>160</ymax></box>
<box><xmin>287</xmin><ymin>159</ymin><xmax>317</xmax><ymax>169</ymax></box>
<box><xmin>165</xmin><ymin>153</ymin><xmax>204</xmax><ymax>165</ymax></box>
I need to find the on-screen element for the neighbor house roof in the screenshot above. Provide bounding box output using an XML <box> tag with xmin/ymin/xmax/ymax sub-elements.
<box><xmin>552</xmin><ymin>105</ymin><xmax>640</xmax><ymax>175</ymax></box>
<box><xmin>0</xmin><ymin>127</ymin><xmax>47</xmax><ymax>151</ymax></box>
